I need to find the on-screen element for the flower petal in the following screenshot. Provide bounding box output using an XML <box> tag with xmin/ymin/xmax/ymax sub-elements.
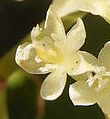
<box><xmin>31</xmin><ymin>24</ymin><xmax>42</xmax><ymax>42</ymax></box>
<box><xmin>80</xmin><ymin>51</ymin><xmax>98</xmax><ymax>65</ymax></box>
<box><xmin>71</xmin><ymin>72</ymin><xmax>92</xmax><ymax>82</ymax></box>
<box><xmin>44</xmin><ymin>5</ymin><xmax>66</xmax><ymax>42</ymax></box>
<box><xmin>15</xmin><ymin>43</ymin><xmax>49</xmax><ymax>74</ymax></box>
<box><xmin>98</xmin><ymin>41</ymin><xmax>110</xmax><ymax>71</ymax></box>
<box><xmin>66</xmin><ymin>18</ymin><xmax>86</xmax><ymax>52</ymax></box>
<box><xmin>96</xmin><ymin>82</ymin><xmax>110</xmax><ymax>115</ymax></box>
<box><xmin>79</xmin><ymin>0</ymin><xmax>110</xmax><ymax>23</ymax></box>
<box><xmin>69</xmin><ymin>81</ymin><xmax>96</xmax><ymax>106</ymax></box>
<box><xmin>52</xmin><ymin>0</ymin><xmax>80</xmax><ymax>17</ymax></box>
<box><xmin>68</xmin><ymin>51</ymin><xmax>97</xmax><ymax>76</ymax></box>
<box><xmin>98</xmin><ymin>97</ymin><xmax>110</xmax><ymax>116</ymax></box>
<box><xmin>40</xmin><ymin>70</ymin><xmax>67</xmax><ymax>100</ymax></box>
<box><xmin>52</xmin><ymin>0</ymin><xmax>110</xmax><ymax>23</ymax></box>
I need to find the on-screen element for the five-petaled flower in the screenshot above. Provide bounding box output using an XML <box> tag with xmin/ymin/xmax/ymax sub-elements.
<box><xmin>69</xmin><ymin>41</ymin><xmax>110</xmax><ymax>116</ymax></box>
<box><xmin>52</xmin><ymin>0</ymin><xmax>110</xmax><ymax>23</ymax></box>
<box><xmin>15</xmin><ymin>5</ymin><xmax>96</xmax><ymax>100</ymax></box>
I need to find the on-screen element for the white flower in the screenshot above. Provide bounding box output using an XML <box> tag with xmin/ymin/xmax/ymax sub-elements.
<box><xmin>15</xmin><ymin>5</ymin><xmax>96</xmax><ymax>100</ymax></box>
<box><xmin>52</xmin><ymin>0</ymin><xmax>110</xmax><ymax>23</ymax></box>
<box><xmin>69</xmin><ymin>41</ymin><xmax>110</xmax><ymax>115</ymax></box>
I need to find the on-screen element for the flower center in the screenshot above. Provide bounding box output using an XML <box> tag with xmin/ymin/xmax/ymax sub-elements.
<box><xmin>86</xmin><ymin>67</ymin><xmax>110</xmax><ymax>92</ymax></box>
<box><xmin>36</xmin><ymin>43</ymin><xmax>62</xmax><ymax>64</ymax></box>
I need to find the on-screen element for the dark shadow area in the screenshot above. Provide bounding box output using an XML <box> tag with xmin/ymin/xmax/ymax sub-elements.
<box><xmin>0</xmin><ymin>0</ymin><xmax>52</xmax><ymax>57</ymax></box>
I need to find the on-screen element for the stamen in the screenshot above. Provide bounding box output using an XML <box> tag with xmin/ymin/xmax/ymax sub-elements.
<box><xmin>87</xmin><ymin>68</ymin><xmax>110</xmax><ymax>92</ymax></box>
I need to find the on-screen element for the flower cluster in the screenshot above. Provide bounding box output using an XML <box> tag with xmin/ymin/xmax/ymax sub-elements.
<box><xmin>69</xmin><ymin>41</ymin><xmax>110</xmax><ymax>116</ymax></box>
<box><xmin>15</xmin><ymin>0</ymin><xmax>110</xmax><ymax>117</ymax></box>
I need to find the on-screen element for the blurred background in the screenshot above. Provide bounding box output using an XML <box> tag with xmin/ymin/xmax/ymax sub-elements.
<box><xmin>1</xmin><ymin>0</ymin><xmax>110</xmax><ymax>119</ymax></box>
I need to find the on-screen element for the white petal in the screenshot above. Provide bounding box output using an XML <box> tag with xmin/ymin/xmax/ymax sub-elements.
<box><xmin>80</xmin><ymin>51</ymin><xmax>98</xmax><ymax>65</ymax></box>
<box><xmin>68</xmin><ymin>51</ymin><xmax>97</xmax><ymax>76</ymax></box>
<box><xmin>52</xmin><ymin>0</ymin><xmax>110</xmax><ymax>23</ymax></box>
<box><xmin>69</xmin><ymin>81</ymin><xmax>96</xmax><ymax>106</ymax></box>
<box><xmin>71</xmin><ymin>72</ymin><xmax>92</xmax><ymax>82</ymax></box>
<box><xmin>98</xmin><ymin>41</ymin><xmax>110</xmax><ymax>71</ymax></box>
<box><xmin>79</xmin><ymin>0</ymin><xmax>110</xmax><ymax>23</ymax></box>
<box><xmin>52</xmin><ymin>0</ymin><xmax>80</xmax><ymax>17</ymax></box>
<box><xmin>44</xmin><ymin>5</ymin><xmax>66</xmax><ymax>42</ymax></box>
<box><xmin>40</xmin><ymin>70</ymin><xmax>67</xmax><ymax>100</ymax></box>
<box><xmin>31</xmin><ymin>24</ymin><xmax>42</xmax><ymax>42</ymax></box>
<box><xmin>98</xmin><ymin>96</ymin><xmax>110</xmax><ymax>116</ymax></box>
<box><xmin>15</xmin><ymin>43</ymin><xmax>49</xmax><ymax>74</ymax></box>
<box><xmin>66</xmin><ymin>18</ymin><xmax>86</xmax><ymax>52</ymax></box>
<box><xmin>96</xmin><ymin>82</ymin><xmax>110</xmax><ymax>115</ymax></box>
